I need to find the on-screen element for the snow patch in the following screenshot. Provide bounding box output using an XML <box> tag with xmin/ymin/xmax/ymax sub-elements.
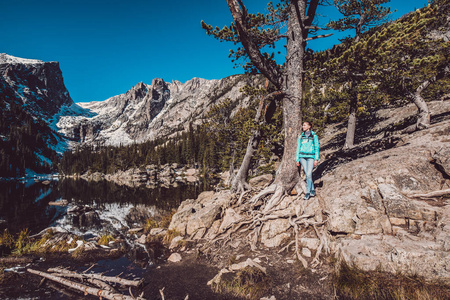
<box><xmin>0</xmin><ymin>53</ymin><xmax>45</xmax><ymax>64</ymax></box>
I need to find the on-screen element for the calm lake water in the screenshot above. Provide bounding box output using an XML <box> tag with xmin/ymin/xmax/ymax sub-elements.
<box><xmin>0</xmin><ymin>178</ymin><xmax>212</xmax><ymax>235</ymax></box>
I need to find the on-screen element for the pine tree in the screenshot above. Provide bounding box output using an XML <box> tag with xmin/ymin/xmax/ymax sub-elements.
<box><xmin>202</xmin><ymin>0</ymin><xmax>324</xmax><ymax>199</ymax></box>
<box><xmin>326</xmin><ymin>0</ymin><xmax>393</xmax><ymax>149</ymax></box>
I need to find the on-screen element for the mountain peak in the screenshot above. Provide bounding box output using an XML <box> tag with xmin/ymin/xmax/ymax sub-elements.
<box><xmin>126</xmin><ymin>81</ymin><xmax>149</xmax><ymax>100</ymax></box>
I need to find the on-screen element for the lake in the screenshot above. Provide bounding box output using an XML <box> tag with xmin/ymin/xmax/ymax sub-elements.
<box><xmin>0</xmin><ymin>178</ymin><xmax>212</xmax><ymax>235</ymax></box>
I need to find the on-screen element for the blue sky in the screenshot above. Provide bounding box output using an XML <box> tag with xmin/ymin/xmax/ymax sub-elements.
<box><xmin>1</xmin><ymin>0</ymin><xmax>428</xmax><ymax>102</ymax></box>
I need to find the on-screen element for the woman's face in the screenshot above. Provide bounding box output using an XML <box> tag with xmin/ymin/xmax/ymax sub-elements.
<box><xmin>302</xmin><ymin>122</ymin><xmax>311</xmax><ymax>131</ymax></box>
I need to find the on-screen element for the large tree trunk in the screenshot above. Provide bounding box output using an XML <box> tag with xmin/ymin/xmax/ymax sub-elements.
<box><xmin>344</xmin><ymin>97</ymin><xmax>357</xmax><ymax>149</ymax></box>
<box><xmin>226</xmin><ymin>0</ymin><xmax>318</xmax><ymax>202</ymax></box>
<box><xmin>272</xmin><ymin>0</ymin><xmax>306</xmax><ymax>192</ymax></box>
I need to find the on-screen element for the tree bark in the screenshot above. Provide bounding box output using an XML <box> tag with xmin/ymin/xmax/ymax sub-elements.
<box><xmin>403</xmin><ymin>79</ymin><xmax>433</xmax><ymax>133</ymax></box>
<box><xmin>226</xmin><ymin>0</ymin><xmax>282</xmax><ymax>88</ymax></box>
<box><xmin>272</xmin><ymin>0</ymin><xmax>307</xmax><ymax>192</ymax></box>
<box><xmin>344</xmin><ymin>97</ymin><xmax>357</xmax><ymax>149</ymax></box>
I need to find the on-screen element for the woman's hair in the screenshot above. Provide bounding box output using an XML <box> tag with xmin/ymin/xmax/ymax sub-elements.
<box><xmin>303</xmin><ymin>121</ymin><xmax>313</xmax><ymax>129</ymax></box>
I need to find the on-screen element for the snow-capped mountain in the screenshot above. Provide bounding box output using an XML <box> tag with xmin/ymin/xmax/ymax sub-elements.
<box><xmin>0</xmin><ymin>53</ymin><xmax>74</xmax><ymax>119</ymax></box>
<box><xmin>1</xmin><ymin>53</ymin><xmax>262</xmax><ymax>162</ymax></box>
<box><xmin>58</xmin><ymin>75</ymin><xmax>260</xmax><ymax>147</ymax></box>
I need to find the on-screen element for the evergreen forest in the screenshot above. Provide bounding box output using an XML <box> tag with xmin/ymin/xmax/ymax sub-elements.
<box><xmin>0</xmin><ymin>97</ymin><xmax>59</xmax><ymax>177</ymax></box>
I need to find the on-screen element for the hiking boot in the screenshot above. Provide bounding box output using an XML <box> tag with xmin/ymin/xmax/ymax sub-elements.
<box><xmin>304</xmin><ymin>193</ymin><xmax>310</xmax><ymax>200</ymax></box>
<box><xmin>310</xmin><ymin>190</ymin><xmax>316</xmax><ymax>197</ymax></box>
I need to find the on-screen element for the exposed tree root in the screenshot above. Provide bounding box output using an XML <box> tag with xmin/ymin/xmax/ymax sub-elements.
<box><xmin>237</xmin><ymin>190</ymin><xmax>250</xmax><ymax>205</ymax></box>
<box><xmin>263</xmin><ymin>185</ymin><xmax>286</xmax><ymax>212</ymax></box>
<box><xmin>311</xmin><ymin>223</ymin><xmax>330</xmax><ymax>267</ymax></box>
<box><xmin>289</xmin><ymin>217</ymin><xmax>308</xmax><ymax>268</ymax></box>
<box><xmin>249</xmin><ymin>184</ymin><xmax>277</xmax><ymax>204</ymax></box>
<box><xmin>202</xmin><ymin>179</ymin><xmax>329</xmax><ymax>270</ymax></box>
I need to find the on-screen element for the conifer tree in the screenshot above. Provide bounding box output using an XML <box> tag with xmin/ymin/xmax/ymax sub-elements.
<box><xmin>202</xmin><ymin>0</ymin><xmax>325</xmax><ymax>200</ymax></box>
<box><xmin>327</xmin><ymin>0</ymin><xmax>392</xmax><ymax>148</ymax></box>
<box><xmin>367</xmin><ymin>0</ymin><xmax>449</xmax><ymax>132</ymax></box>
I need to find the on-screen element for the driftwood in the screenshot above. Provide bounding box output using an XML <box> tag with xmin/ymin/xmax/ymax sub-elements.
<box><xmin>27</xmin><ymin>268</ymin><xmax>142</xmax><ymax>300</ymax></box>
<box><xmin>47</xmin><ymin>267</ymin><xmax>144</xmax><ymax>287</ymax></box>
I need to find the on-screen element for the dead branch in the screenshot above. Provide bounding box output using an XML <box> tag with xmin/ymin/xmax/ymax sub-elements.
<box><xmin>27</xmin><ymin>268</ymin><xmax>140</xmax><ymax>300</ymax></box>
<box><xmin>0</xmin><ymin>257</ymin><xmax>33</xmax><ymax>264</ymax></box>
<box><xmin>159</xmin><ymin>287</ymin><xmax>166</xmax><ymax>300</ymax></box>
<box><xmin>47</xmin><ymin>267</ymin><xmax>143</xmax><ymax>287</ymax></box>
<box><xmin>306</xmin><ymin>33</ymin><xmax>333</xmax><ymax>41</ymax></box>
<box><xmin>408</xmin><ymin>189</ymin><xmax>450</xmax><ymax>198</ymax></box>
<box><xmin>82</xmin><ymin>264</ymin><xmax>96</xmax><ymax>274</ymax></box>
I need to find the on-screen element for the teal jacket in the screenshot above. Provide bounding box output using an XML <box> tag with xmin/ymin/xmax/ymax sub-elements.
<box><xmin>296</xmin><ymin>130</ymin><xmax>319</xmax><ymax>161</ymax></box>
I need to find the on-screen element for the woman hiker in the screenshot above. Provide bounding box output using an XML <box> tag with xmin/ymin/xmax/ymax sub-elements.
<box><xmin>296</xmin><ymin>121</ymin><xmax>320</xmax><ymax>200</ymax></box>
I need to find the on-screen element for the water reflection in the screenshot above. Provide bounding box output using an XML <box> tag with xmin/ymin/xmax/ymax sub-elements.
<box><xmin>0</xmin><ymin>179</ymin><xmax>63</xmax><ymax>235</ymax></box>
<box><xmin>0</xmin><ymin>178</ymin><xmax>213</xmax><ymax>235</ymax></box>
<box><xmin>59</xmin><ymin>179</ymin><xmax>210</xmax><ymax>209</ymax></box>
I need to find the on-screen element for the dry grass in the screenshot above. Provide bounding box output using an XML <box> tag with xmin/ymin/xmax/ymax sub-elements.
<box><xmin>144</xmin><ymin>218</ymin><xmax>159</xmax><ymax>233</ymax></box>
<box><xmin>1</xmin><ymin>228</ymin><xmax>86</xmax><ymax>257</ymax></box>
<box><xmin>211</xmin><ymin>266</ymin><xmax>271</xmax><ymax>300</ymax></box>
<box><xmin>143</xmin><ymin>209</ymin><xmax>176</xmax><ymax>234</ymax></box>
<box><xmin>97</xmin><ymin>234</ymin><xmax>115</xmax><ymax>246</ymax></box>
<box><xmin>162</xmin><ymin>229</ymin><xmax>181</xmax><ymax>245</ymax></box>
<box><xmin>0</xmin><ymin>230</ymin><xmax>15</xmax><ymax>256</ymax></box>
<box><xmin>333</xmin><ymin>261</ymin><xmax>450</xmax><ymax>300</ymax></box>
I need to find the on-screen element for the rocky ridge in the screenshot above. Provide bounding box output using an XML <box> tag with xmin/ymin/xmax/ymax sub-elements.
<box><xmin>58</xmin><ymin>74</ymin><xmax>260</xmax><ymax>147</ymax></box>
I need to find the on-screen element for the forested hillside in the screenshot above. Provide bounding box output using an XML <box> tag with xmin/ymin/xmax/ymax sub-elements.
<box><xmin>303</xmin><ymin>0</ymin><xmax>449</xmax><ymax>145</ymax></box>
<box><xmin>0</xmin><ymin>98</ymin><xmax>59</xmax><ymax>177</ymax></box>
<box><xmin>59</xmin><ymin>1</ymin><xmax>449</xmax><ymax>177</ymax></box>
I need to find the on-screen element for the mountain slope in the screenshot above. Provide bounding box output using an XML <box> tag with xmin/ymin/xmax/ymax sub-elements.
<box><xmin>57</xmin><ymin>75</ymin><xmax>260</xmax><ymax>147</ymax></box>
<box><xmin>0</xmin><ymin>54</ymin><xmax>79</xmax><ymax>177</ymax></box>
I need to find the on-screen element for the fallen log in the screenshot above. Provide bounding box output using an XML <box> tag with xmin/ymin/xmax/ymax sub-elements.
<box><xmin>47</xmin><ymin>267</ymin><xmax>143</xmax><ymax>287</ymax></box>
<box><xmin>87</xmin><ymin>278</ymin><xmax>119</xmax><ymax>293</ymax></box>
<box><xmin>27</xmin><ymin>268</ymin><xmax>141</xmax><ymax>300</ymax></box>
<box><xmin>0</xmin><ymin>257</ymin><xmax>33</xmax><ymax>264</ymax></box>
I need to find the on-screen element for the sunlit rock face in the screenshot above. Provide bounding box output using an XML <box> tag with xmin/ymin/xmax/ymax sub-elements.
<box><xmin>58</xmin><ymin>74</ymin><xmax>262</xmax><ymax>147</ymax></box>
